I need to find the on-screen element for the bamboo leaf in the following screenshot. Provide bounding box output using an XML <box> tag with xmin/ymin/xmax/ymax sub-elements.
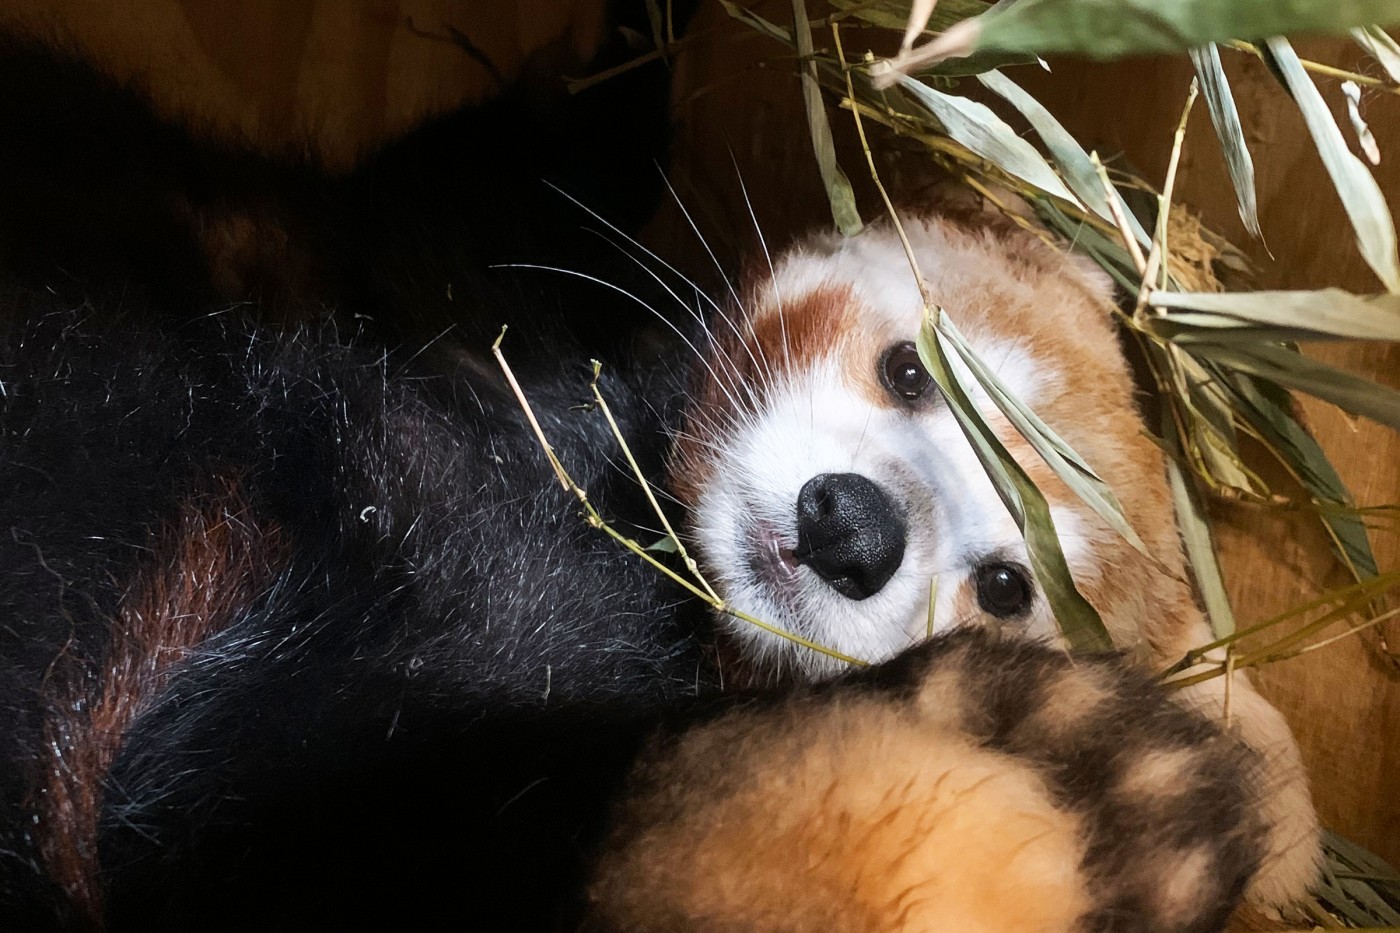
<box><xmin>1223</xmin><ymin>370</ymin><xmax>1380</xmax><ymax>578</ymax></box>
<box><xmin>1189</xmin><ymin>341</ymin><xmax>1400</xmax><ymax>431</ymax></box>
<box><xmin>1318</xmin><ymin>831</ymin><xmax>1400</xmax><ymax>928</ymax></box>
<box><xmin>917</xmin><ymin>315</ymin><xmax>1114</xmax><ymax>653</ymax></box>
<box><xmin>1035</xmin><ymin>199</ymin><xmax>1143</xmax><ymax>285</ymax></box>
<box><xmin>1267</xmin><ymin>37</ymin><xmax>1400</xmax><ymax>293</ymax></box>
<box><xmin>940</xmin><ymin>315</ymin><xmax>1151</xmax><ymax>555</ymax></box>
<box><xmin>1343</xmin><ymin>79</ymin><xmax>1383</xmax><ymax>165</ymax></box>
<box><xmin>792</xmin><ymin>0</ymin><xmax>864</xmax><ymax>236</ymax></box>
<box><xmin>894</xmin><ymin>0</ymin><xmax>1400</xmax><ymax>68</ymax></box>
<box><xmin>1191</xmin><ymin>44</ymin><xmax>1263</xmax><ymax>239</ymax></box>
<box><xmin>720</xmin><ymin>1</ymin><xmax>791</xmax><ymax>42</ymax></box>
<box><xmin>977</xmin><ymin>69</ymin><xmax>1152</xmax><ymax>246</ymax></box>
<box><xmin>646</xmin><ymin>535</ymin><xmax>680</xmax><ymax>554</ymax></box>
<box><xmin>1164</xmin><ymin>427</ymin><xmax>1237</xmax><ymax>637</ymax></box>
<box><xmin>1165</xmin><ymin>343</ymin><xmax>1264</xmax><ymax>493</ymax></box>
<box><xmin>896</xmin><ymin>75</ymin><xmax>1083</xmax><ymax>207</ymax></box>
<box><xmin>1150</xmin><ymin>288</ymin><xmax>1400</xmax><ymax>342</ymax></box>
<box><xmin>1353</xmin><ymin>24</ymin><xmax>1400</xmax><ymax>83</ymax></box>
<box><xmin>830</xmin><ymin>0</ymin><xmax>1035</xmax><ymax>74</ymax></box>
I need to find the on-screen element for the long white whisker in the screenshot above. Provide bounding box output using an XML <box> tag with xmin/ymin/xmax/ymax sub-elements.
<box><xmin>493</xmin><ymin>263</ymin><xmax>748</xmax><ymax>416</ymax></box>
<box><xmin>543</xmin><ymin>180</ymin><xmax>731</xmax><ymax>322</ymax></box>
<box><xmin>580</xmin><ymin>227</ymin><xmax>768</xmax><ymax>409</ymax></box>
<box><xmin>656</xmin><ymin>169</ymin><xmax>783</xmax><ymax>406</ymax></box>
<box><xmin>730</xmin><ymin>149</ymin><xmax>790</xmax><ymax>376</ymax></box>
<box><xmin>658</xmin><ymin>168</ymin><xmax>746</xmax><ymax>317</ymax></box>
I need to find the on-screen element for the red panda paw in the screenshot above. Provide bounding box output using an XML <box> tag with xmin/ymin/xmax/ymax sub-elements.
<box><xmin>586</xmin><ymin>628</ymin><xmax>1266</xmax><ymax>933</ymax></box>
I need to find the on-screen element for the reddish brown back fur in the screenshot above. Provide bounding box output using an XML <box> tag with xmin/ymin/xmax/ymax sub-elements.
<box><xmin>35</xmin><ymin>480</ymin><xmax>284</xmax><ymax>925</ymax></box>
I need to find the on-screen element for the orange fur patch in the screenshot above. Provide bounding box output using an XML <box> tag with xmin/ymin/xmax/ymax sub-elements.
<box><xmin>591</xmin><ymin>697</ymin><xmax>1090</xmax><ymax>933</ymax></box>
<box><xmin>745</xmin><ymin>284</ymin><xmax>856</xmax><ymax>383</ymax></box>
<box><xmin>35</xmin><ymin>479</ymin><xmax>285</xmax><ymax>925</ymax></box>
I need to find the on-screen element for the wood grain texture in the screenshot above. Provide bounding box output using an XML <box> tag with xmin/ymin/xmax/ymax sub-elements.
<box><xmin>0</xmin><ymin>0</ymin><xmax>607</xmax><ymax>167</ymax></box>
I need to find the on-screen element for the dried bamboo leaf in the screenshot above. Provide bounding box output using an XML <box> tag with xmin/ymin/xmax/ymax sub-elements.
<box><xmin>1267</xmin><ymin>37</ymin><xmax>1400</xmax><ymax>293</ymax></box>
<box><xmin>1344</xmin><ymin>79</ymin><xmax>1383</xmax><ymax>165</ymax></box>
<box><xmin>1191</xmin><ymin>44</ymin><xmax>1263</xmax><ymax>239</ymax></box>
<box><xmin>896</xmin><ymin>75</ymin><xmax>1083</xmax><ymax>206</ymax></box>
<box><xmin>827</xmin><ymin>0</ymin><xmax>978</xmax><ymax>34</ymax></box>
<box><xmin>792</xmin><ymin>0</ymin><xmax>864</xmax><ymax>236</ymax></box>
<box><xmin>940</xmin><ymin>315</ymin><xmax>1151</xmax><ymax>555</ymax></box>
<box><xmin>1353</xmin><ymin>24</ymin><xmax>1400</xmax><ymax>83</ymax></box>
<box><xmin>1189</xmin><ymin>341</ymin><xmax>1400</xmax><ymax>431</ymax></box>
<box><xmin>1150</xmin><ymin>288</ymin><xmax>1400</xmax><ymax>342</ymax></box>
<box><xmin>917</xmin><ymin>317</ymin><xmax>1114</xmax><ymax>652</ymax></box>
<box><xmin>978</xmin><ymin>69</ymin><xmax>1152</xmax><ymax>246</ymax></box>
<box><xmin>721</xmin><ymin>1</ymin><xmax>790</xmax><ymax>42</ymax></box>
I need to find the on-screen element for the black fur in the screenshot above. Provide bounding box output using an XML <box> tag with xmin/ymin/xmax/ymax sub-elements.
<box><xmin>0</xmin><ymin>11</ymin><xmax>721</xmax><ymax>930</ymax></box>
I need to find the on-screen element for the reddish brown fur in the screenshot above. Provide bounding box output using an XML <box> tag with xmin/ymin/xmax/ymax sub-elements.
<box><xmin>916</xmin><ymin>213</ymin><xmax>1204</xmax><ymax>660</ymax></box>
<box><xmin>35</xmin><ymin>480</ymin><xmax>285</xmax><ymax>925</ymax></box>
<box><xmin>669</xmin><ymin>285</ymin><xmax>863</xmax><ymax>508</ymax></box>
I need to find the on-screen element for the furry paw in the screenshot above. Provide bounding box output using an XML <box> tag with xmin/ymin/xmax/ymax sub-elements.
<box><xmin>587</xmin><ymin>629</ymin><xmax>1267</xmax><ymax>933</ymax></box>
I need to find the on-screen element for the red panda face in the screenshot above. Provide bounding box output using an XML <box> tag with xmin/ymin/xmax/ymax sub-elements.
<box><xmin>669</xmin><ymin>212</ymin><xmax>1204</xmax><ymax>678</ymax></box>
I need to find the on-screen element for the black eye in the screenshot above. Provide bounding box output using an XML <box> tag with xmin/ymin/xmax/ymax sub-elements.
<box><xmin>975</xmin><ymin>562</ymin><xmax>1034</xmax><ymax>619</ymax></box>
<box><xmin>880</xmin><ymin>342</ymin><xmax>933</xmax><ymax>403</ymax></box>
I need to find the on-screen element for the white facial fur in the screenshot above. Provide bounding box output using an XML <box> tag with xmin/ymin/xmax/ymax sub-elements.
<box><xmin>685</xmin><ymin>216</ymin><xmax>1101</xmax><ymax>679</ymax></box>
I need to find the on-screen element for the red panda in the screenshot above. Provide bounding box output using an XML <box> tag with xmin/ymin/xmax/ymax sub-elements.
<box><xmin>0</xmin><ymin>12</ymin><xmax>1310</xmax><ymax>933</ymax></box>
<box><xmin>667</xmin><ymin>209</ymin><xmax>1320</xmax><ymax>916</ymax></box>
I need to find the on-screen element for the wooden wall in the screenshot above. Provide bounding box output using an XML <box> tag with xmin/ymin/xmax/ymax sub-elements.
<box><xmin>6</xmin><ymin>0</ymin><xmax>1396</xmax><ymax>865</ymax></box>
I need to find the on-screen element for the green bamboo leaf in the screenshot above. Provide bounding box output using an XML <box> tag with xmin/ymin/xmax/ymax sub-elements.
<box><xmin>911</xmin><ymin>0</ymin><xmax>1400</xmax><ymax>64</ymax></box>
<box><xmin>1353</xmin><ymin>24</ymin><xmax>1400</xmax><ymax>83</ymax></box>
<box><xmin>977</xmin><ymin>69</ymin><xmax>1151</xmax><ymax>246</ymax></box>
<box><xmin>1317</xmin><ymin>832</ymin><xmax>1400</xmax><ymax>926</ymax></box>
<box><xmin>916</xmin><ymin>315</ymin><xmax>1114</xmax><ymax>653</ymax></box>
<box><xmin>1191</xmin><ymin>44</ymin><xmax>1263</xmax><ymax>239</ymax></box>
<box><xmin>1165</xmin><ymin>343</ymin><xmax>1263</xmax><ymax>493</ymax></box>
<box><xmin>791</xmin><ymin>0</ymin><xmax>864</xmax><ymax>236</ymax></box>
<box><xmin>1189</xmin><ymin>341</ymin><xmax>1400</xmax><ymax>431</ymax></box>
<box><xmin>1150</xmin><ymin>288</ymin><xmax>1400</xmax><ymax>342</ymax></box>
<box><xmin>1035</xmin><ymin>199</ymin><xmax>1143</xmax><ymax>287</ymax></box>
<box><xmin>1164</xmin><ymin>426</ymin><xmax>1237</xmax><ymax>637</ymax></box>
<box><xmin>1223</xmin><ymin>370</ymin><xmax>1380</xmax><ymax>578</ymax></box>
<box><xmin>939</xmin><ymin>316</ymin><xmax>1150</xmax><ymax>555</ymax></box>
<box><xmin>1268</xmin><ymin>37</ymin><xmax>1400</xmax><ymax>293</ymax></box>
<box><xmin>645</xmin><ymin>535</ymin><xmax>680</xmax><ymax>554</ymax></box>
<box><xmin>896</xmin><ymin>75</ymin><xmax>1083</xmax><ymax>207</ymax></box>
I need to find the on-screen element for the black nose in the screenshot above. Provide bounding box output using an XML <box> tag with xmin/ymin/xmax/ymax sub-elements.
<box><xmin>793</xmin><ymin>473</ymin><xmax>907</xmax><ymax>601</ymax></box>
